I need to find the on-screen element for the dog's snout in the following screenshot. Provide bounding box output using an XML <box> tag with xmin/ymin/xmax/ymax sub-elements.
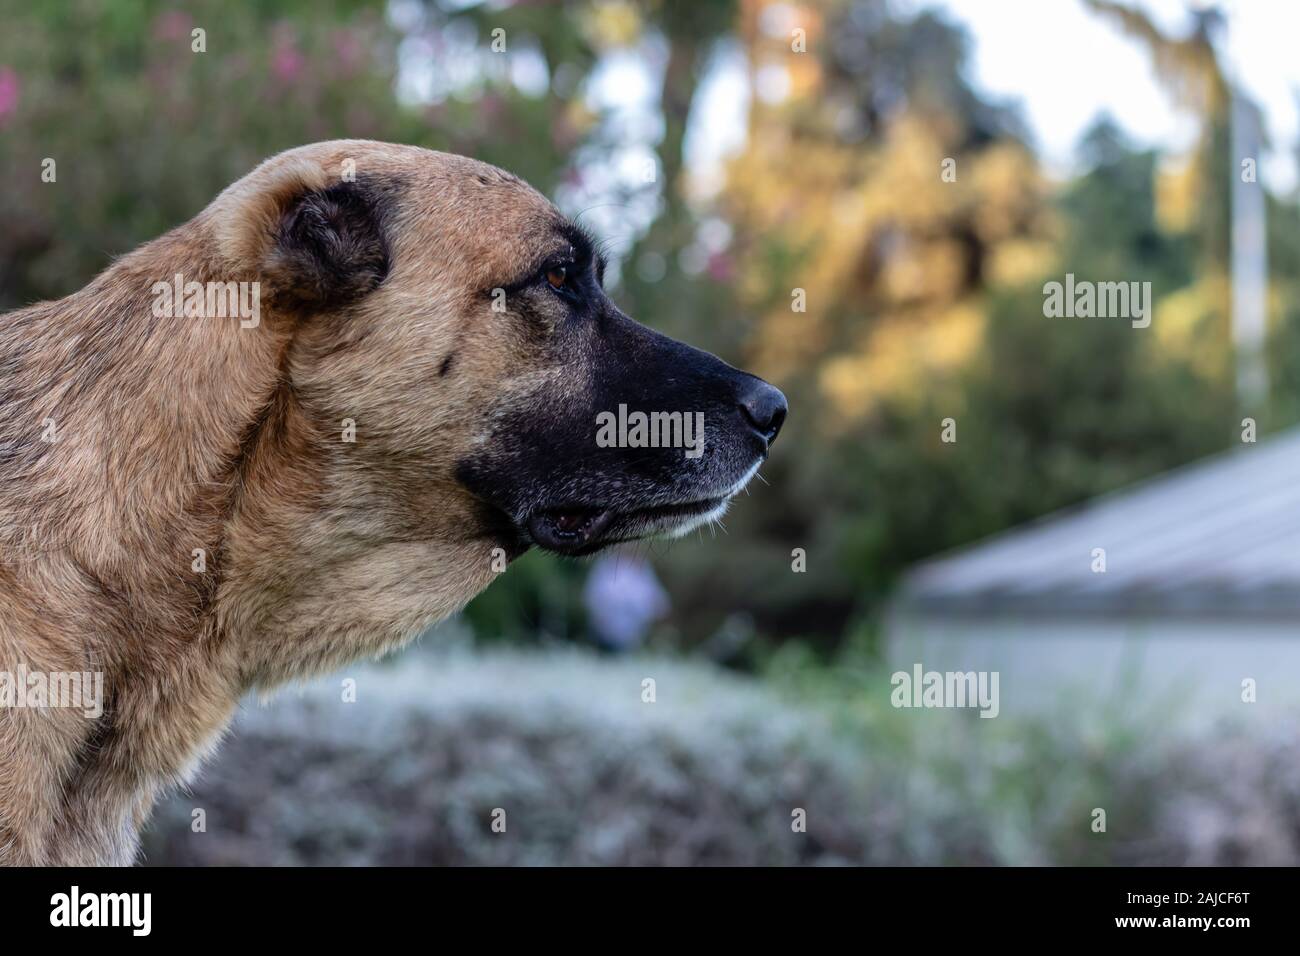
<box><xmin>739</xmin><ymin>379</ymin><xmax>787</xmax><ymax>445</ymax></box>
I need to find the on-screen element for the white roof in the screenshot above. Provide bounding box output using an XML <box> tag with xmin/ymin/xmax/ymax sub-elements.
<box><xmin>900</xmin><ymin>428</ymin><xmax>1300</xmax><ymax>616</ymax></box>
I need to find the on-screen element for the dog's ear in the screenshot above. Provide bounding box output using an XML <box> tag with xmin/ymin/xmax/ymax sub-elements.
<box><xmin>208</xmin><ymin>155</ymin><xmax>390</xmax><ymax>311</ymax></box>
<box><xmin>263</xmin><ymin>181</ymin><xmax>390</xmax><ymax>309</ymax></box>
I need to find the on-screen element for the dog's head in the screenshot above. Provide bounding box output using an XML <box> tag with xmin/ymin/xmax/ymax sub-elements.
<box><xmin>212</xmin><ymin>141</ymin><xmax>785</xmax><ymax>562</ymax></box>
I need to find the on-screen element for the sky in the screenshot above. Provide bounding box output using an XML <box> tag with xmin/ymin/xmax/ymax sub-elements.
<box><xmin>914</xmin><ymin>0</ymin><xmax>1300</xmax><ymax>190</ymax></box>
<box><xmin>389</xmin><ymin>0</ymin><xmax>1300</xmax><ymax>270</ymax></box>
<box><xmin>681</xmin><ymin>0</ymin><xmax>1300</xmax><ymax>195</ymax></box>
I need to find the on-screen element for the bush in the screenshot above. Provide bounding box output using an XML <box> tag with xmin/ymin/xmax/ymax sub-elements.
<box><xmin>141</xmin><ymin>645</ymin><xmax>1300</xmax><ymax>865</ymax></box>
<box><xmin>1135</xmin><ymin>729</ymin><xmax>1300</xmax><ymax>865</ymax></box>
<box><xmin>142</xmin><ymin>648</ymin><xmax>878</xmax><ymax>865</ymax></box>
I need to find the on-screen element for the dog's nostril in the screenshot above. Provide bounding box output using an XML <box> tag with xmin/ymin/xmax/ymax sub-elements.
<box><xmin>739</xmin><ymin>380</ymin><xmax>788</xmax><ymax>445</ymax></box>
<box><xmin>765</xmin><ymin>403</ymin><xmax>787</xmax><ymax>440</ymax></box>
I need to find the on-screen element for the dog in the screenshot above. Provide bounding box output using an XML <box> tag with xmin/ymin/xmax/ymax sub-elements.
<box><xmin>0</xmin><ymin>140</ymin><xmax>786</xmax><ymax>865</ymax></box>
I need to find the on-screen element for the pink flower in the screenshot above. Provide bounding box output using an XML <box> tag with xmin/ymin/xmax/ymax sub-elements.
<box><xmin>707</xmin><ymin>252</ymin><xmax>735</xmax><ymax>282</ymax></box>
<box><xmin>332</xmin><ymin>31</ymin><xmax>363</xmax><ymax>73</ymax></box>
<box><xmin>269</xmin><ymin>24</ymin><xmax>305</xmax><ymax>84</ymax></box>
<box><xmin>0</xmin><ymin>68</ymin><xmax>19</xmax><ymax>124</ymax></box>
<box><xmin>272</xmin><ymin>42</ymin><xmax>305</xmax><ymax>84</ymax></box>
<box><xmin>153</xmin><ymin>10</ymin><xmax>191</xmax><ymax>43</ymax></box>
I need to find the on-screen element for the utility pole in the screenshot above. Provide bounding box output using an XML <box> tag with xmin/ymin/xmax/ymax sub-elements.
<box><xmin>1222</xmin><ymin>3</ymin><xmax>1268</xmax><ymax>415</ymax></box>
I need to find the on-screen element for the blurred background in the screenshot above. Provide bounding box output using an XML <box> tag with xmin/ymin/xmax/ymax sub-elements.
<box><xmin>4</xmin><ymin>0</ymin><xmax>1300</xmax><ymax>864</ymax></box>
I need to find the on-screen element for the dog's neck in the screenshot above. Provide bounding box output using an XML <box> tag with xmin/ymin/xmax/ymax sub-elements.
<box><xmin>4</xmin><ymin>230</ymin><xmax>495</xmax><ymax>663</ymax></box>
<box><xmin>0</xmin><ymin>232</ymin><xmax>497</xmax><ymax>864</ymax></box>
<box><xmin>215</xmin><ymin>383</ymin><xmax>501</xmax><ymax>688</ymax></box>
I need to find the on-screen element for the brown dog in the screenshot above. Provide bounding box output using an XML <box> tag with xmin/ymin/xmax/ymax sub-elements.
<box><xmin>0</xmin><ymin>140</ymin><xmax>786</xmax><ymax>865</ymax></box>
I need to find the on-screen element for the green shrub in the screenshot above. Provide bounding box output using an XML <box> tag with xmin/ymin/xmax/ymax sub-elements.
<box><xmin>143</xmin><ymin>648</ymin><xmax>878</xmax><ymax>865</ymax></box>
<box><xmin>143</xmin><ymin>645</ymin><xmax>1300</xmax><ymax>865</ymax></box>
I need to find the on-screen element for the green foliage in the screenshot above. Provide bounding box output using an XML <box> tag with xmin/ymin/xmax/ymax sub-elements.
<box><xmin>3</xmin><ymin>0</ymin><xmax>1297</xmax><ymax>655</ymax></box>
<box><xmin>0</xmin><ymin>0</ymin><xmax>581</xmax><ymax>309</ymax></box>
<box><xmin>144</xmin><ymin>650</ymin><xmax>878</xmax><ymax>865</ymax></box>
<box><xmin>144</xmin><ymin>648</ymin><xmax>1300</xmax><ymax>865</ymax></box>
<box><xmin>461</xmin><ymin>549</ymin><xmax>590</xmax><ymax>644</ymax></box>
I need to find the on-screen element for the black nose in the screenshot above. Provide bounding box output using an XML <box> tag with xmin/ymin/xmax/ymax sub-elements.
<box><xmin>739</xmin><ymin>379</ymin><xmax>787</xmax><ymax>445</ymax></box>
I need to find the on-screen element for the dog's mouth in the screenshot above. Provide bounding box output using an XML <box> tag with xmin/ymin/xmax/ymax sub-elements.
<box><xmin>526</xmin><ymin>507</ymin><xmax>616</xmax><ymax>554</ymax></box>
<box><xmin>526</xmin><ymin>497</ymin><xmax>728</xmax><ymax>556</ymax></box>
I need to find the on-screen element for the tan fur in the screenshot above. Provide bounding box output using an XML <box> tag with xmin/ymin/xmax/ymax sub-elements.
<box><xmin>0</xmin><ymin>141</ymin><xmax>579</xmax><ymax>865</ymax></box>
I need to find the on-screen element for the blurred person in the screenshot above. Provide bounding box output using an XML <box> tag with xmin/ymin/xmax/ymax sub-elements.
<box><xmin>583</xmin><ymin>552</ymin><xmax>669</xmax><ymax>652</ymax></box>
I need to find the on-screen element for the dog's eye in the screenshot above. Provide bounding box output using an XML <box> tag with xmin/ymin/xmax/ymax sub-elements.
<box><xmin>546</xmin><ymin>266</ymin><xmax>568</xmax><ymax>289</ymax></box>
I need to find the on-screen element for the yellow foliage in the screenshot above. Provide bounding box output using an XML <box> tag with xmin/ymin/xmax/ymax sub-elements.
<box><xmin>563</xmin><ymin>99</ymin><xmax>599</xmax><ymax>137</ymax></box>
<box><xmin>722</xmin><ymin>12</ymin><xmax>1053</xmax><ymax>424</ymax></box>
<box><xmin>987</xmin><ymin>238</ymin><xmax>1057</xmax><ymax>288</ymax></box>
<box><xmin>819</xmin><ymin>302</ymin><xmax>985</xmax><ymax>423</ymax></box>
<box><xmin>967</xmin><ymin>143</ymin><xmax>1044</xmax><ymax>241</ymax></box>
<box><xmin>752</xmin><ymin>306</ymin><xmax>833</xmax><ymax>384</ymax></box>
<box><xmin>859</xmin><ymin>114</ymin><xmax>960</xmax><ymax>229</ymax></box>
<box><xmin>881</xmin><ymin>238</ymin><xmax>967</xmax><ymax>304</ymax></box>
<box><xmin>584</xmin><ymin>1</ymin><xmax>644</xmax><ymax>49</ymax></box>
<box><xmin>1155</xmin><ymin>159</ymin><xmax>1196</xmax><ymax>233</ymax></box>
<box><xmin>1152</xmin><ymin>275</ymin><xmax>1232</xmax><ymax>382</ymax></box>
